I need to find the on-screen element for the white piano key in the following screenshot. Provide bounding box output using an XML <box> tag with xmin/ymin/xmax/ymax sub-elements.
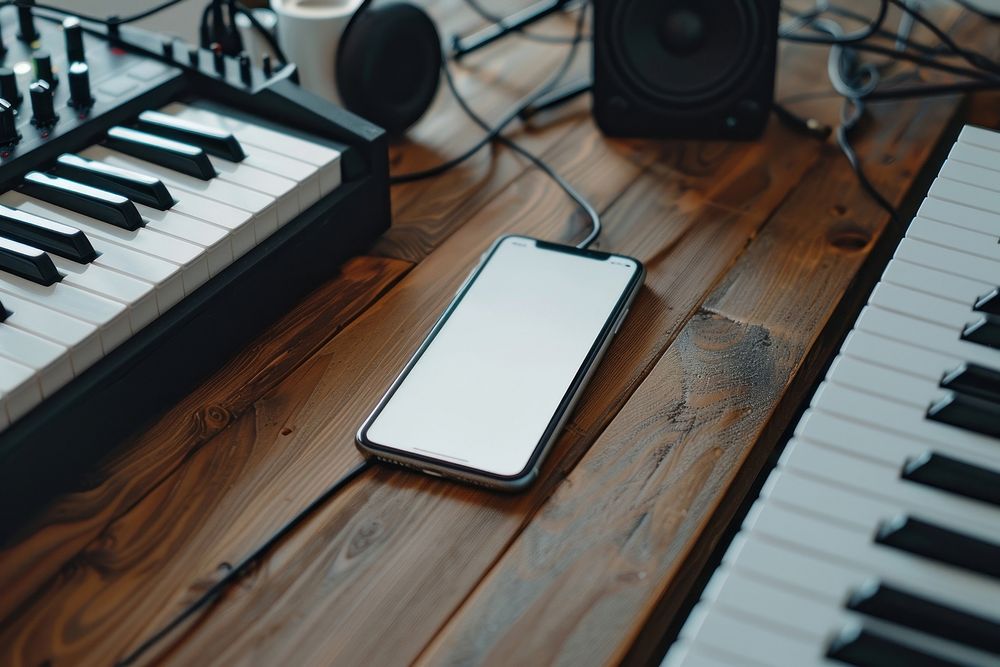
<box><xmin>677</xmin><ymin>601</ymin><xmax>827</xmax><ymax>667</ymax></box>
<box><xmin>895</xmin><ymin>238</ymin><xmax>1000</xmax><ymax>287</ymax></box>
<box><xmin>826</xmin><ymin>354</ymin><xmax>945</xmax><ymax>410</ymax></box>
<box><xmin>840</xmin><ymin>328</ymin><xmax>961</xmax><ymax>384</ymax></box>
<box><xmin>49</xmin><ymin>256</ymin><xmax>158</xmax><ymax>331</ymax></box>
<box><xmin>661</xmin><ymin>640</ymin><xmax>740</xmax><ymax>667</ymax></box>
<box><xmin>741</xmin><ymin>501</ymin><xmax>1000</xmax><ymax>619</ymax></box>
<box><xmin>796</xmin><ymin>408</ymin><xmax>1000</xmax><ymax>471</ymax></box>
<box><xmin>811</xmin><ymin>381</ymin><xmax>999</xmax><ymax>454</ymax></box>
<box><xmin>948</xmin><ymin>141</ymin><xmax>1000</xmax><ymax>177</ymax></box>
<box><xmin>958</xmin><ymin>125</ymin><xmax>1000</xmax><ymax>153</ymax></box>
<box><xmin>9</xmin><ymin>194</ymin><xmax>207</xmax><ymax>288</ymax></box>
<box><xmin>206</xmin><ymin>154</ymin><xmax>300</xmax><ymax>224</ymax></box>
<box><xmin>0</xmin><ymin>289</ymin><xmax>101</xmax><ymax>372</ymax></box>
<box><xmin>724</xmin><ymin>530</ymin><xmax>1000</xmax><ymax>627</ymax></box>
<box><xmin>880</xmin><ymin>259</ymin><xmax>992</xmax><ymax>308</ymax></box>
<box><xmin>772</xmin><ymin>441</ymin><xmax>1000</xmax><ymax>536</ymax></box>
<box><xmin>0</xmin><ymin>324</ymin><xmax>71</xmax><ymax>396</ymax></box>
<box><xmin>868</xmin><ymin>281</ymin><xmax>979</xmax><ymax>332</ymax></box>
<box><xmin>928</xmin><ymin>178</ymin><xmax>1000</xmax><ymax>217</ymax></box>
<box><xmin>162</xmin><ymin>102</ymin><xmax>341</xmax><ymax>194</ymax></box>
<box><xmin>82</xmin><ymin>145</ymin><xmax>280</xmax><ymax>240</ymax></box>
<box><xmin>939</xmin><ymin>159</ymin><xmax>1000</xmax><ymax>195</ymax></box>
<box><xmin>151</xmin><ymin>186</ymin><xmax>256</xmax><ymax>259</ymax></box>
<box><xmin>135</xmin><ymin>202</ymin><xmax>232</xmax><ymax>276</ymax></box>
<box><xmin>906</xmin><ymin>216</ymin><xmax>1000</xmax><ymax>265</ymax></box>
<box><xmin>701</xmin><ymin>566</ymin><xmax>999</xmax><ymax>667</ymax></box>
<box><xmin>918</xmin><ymin>195</ymin><xmax>1000</xmax><ymax>238</ymax></box>
<box><xmin>4</xmin><ymin>194</ymin><xmax>190</xmax><ymax>309</ymax></box>
<box><xmin>0</xmin><ymin>273</ymin><xmax>130</xmax><ymax>351</ymax></box>
<box><xmin>0</xmin><ymin>355</ymin><xmax>40</xmax><ymax>424</ymax></box>
<box><xmin>856</xmin><ymin>306</ymin><xmax>1000</xmax><ymax>370</ymax></box>
<box><xmin>158</xmin><ymin>102</ymin><xmax>322</xmax><ymax>208</ymax></box>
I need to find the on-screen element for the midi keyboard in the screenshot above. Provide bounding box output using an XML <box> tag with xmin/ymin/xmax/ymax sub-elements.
<box><xmin>0</xmin><ymin>5</ymin><xmax>390</xmax><ymax>536</ymax></box>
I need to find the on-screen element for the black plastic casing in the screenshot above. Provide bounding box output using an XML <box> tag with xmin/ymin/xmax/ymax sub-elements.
<box><xmin>592</xmin><ymin>0</ymin><xmax>780</xmax><ymax>140</ymax></box>
<box><xmin>0</xmin><ymin>13</ymin><xmax>390</xmax><ymax>540</ymax></box>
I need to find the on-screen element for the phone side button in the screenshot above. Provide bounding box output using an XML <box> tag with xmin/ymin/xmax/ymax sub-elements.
<box><xmin>423</xmin><ymin>469</ymin><xmax>443</xmax><ymax>478</ymax></box>
<box><xmin>613</xmin><ymin>308</ymin><xmax>629</xmax><ymax>335</ymax></box>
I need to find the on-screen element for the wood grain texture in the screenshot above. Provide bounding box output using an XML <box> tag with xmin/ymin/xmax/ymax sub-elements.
<box><xmin>0</xmin><ymin>255</ymin><xmax>411</xmax><ymax>624</ymax></box>
<box><xmin>2</xmin><ymin>1</ymin><xmax>996</xmax><ymax>665</ymax></box>
<box><xmin>155</xmin><ymin>114</ymin><xmax>825</xmax><ymax>666</ymax></box>
<box><xmin>0</xmin><ymin>110</ymin><xmax>659</xmax><ymax>666</ymax></box>
<box><xmin>417</xmin><ymin>85</ymin><xmax>1000</xmax><ymax>667</ymax></box>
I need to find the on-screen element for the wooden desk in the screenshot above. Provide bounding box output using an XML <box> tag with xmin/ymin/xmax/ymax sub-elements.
<box><xmin>1</xmin><ymin>2</ymin><xmax>997</xmax><ymax>665</ymax></box>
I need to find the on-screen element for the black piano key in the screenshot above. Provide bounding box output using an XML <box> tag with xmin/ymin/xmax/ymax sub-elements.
<box><xmin>21</xmin><ymin>171</ymin><xmax>143</xmax><ymax>231</ymax></box>
<box><xmin>0</xmin><ymin>235</ymin><xmax>60</xmax><ymax>286</ymax></box>
<box><xmin>927</xmin><ymin>392</ymin><xmax>1000</xmax><ymax>438</ymax></box>
<box><xmin>0</xmin><ymin>297</ymin><xmax>8</xmax><ymax>322</ymax></box>
<box><xmin>105</xmin><ymin>126</ymin><xmax>217</xmax><ymax>180</ymax></box>
<box><xmin>974</xmin><ymin>287</ymin><xmax>1000</xmax><ymax>316</ymax></box>
<box><xmin>0</xmin><ymin>204</ymin><xmax>95</xmax><ymax>263</ymax></box>
<box><xmin>847</xmin><ymin>580</ymin><xmax>1000</xmax><ymax>654</ymax></box>
<box><xmin>961</xmin><ymin>314</ymin><xmax>1000</xmax><ymax>350</ymax></box>
<box><xmin>53</xmin><ymin>154</ymin><xmax>174</xmax><ymax>210</ymax></box>
<box><xmin>903</xmin><ymin>451</ymin><xmax>1000</xmax><ymax>508</ymax></box>
<box><xmin>827</xmin><ymin>625</ymin><xmax>964</xmax><ymax>667</ymax></box>
<box><xmin>135</xmin><ymin>110</ymin><xmax>245</xmax><ymax>161</ymax></box>
<box><xmin>876</xmin><ymin>514</ymin><xmax>1000</xmax><ymax>579</ymax></box>
<box><xmin>940</xmin><ymin>363</ymin><xmax>1000</xmax><ymax>405</ymax></box>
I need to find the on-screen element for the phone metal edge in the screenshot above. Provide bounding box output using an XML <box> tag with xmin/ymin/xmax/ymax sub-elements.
<box><xmin>356</xmin><ymin>236</ymin><xmax>645</xmax><ymax>491</ymax></box>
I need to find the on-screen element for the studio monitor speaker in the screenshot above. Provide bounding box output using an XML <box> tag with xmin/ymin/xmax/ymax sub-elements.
<box><xmin>592</xmin><ymin>0</ymin><xmax>779</xmax><ymax>140</ymax></box>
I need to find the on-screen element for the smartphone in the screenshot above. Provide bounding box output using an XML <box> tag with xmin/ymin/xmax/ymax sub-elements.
<box><xmin>356</xmin><ymin>235</ymin><xmax>644</xmax><ymax>490</ymax></box>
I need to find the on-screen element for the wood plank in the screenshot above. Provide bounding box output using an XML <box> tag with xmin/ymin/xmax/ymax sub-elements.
<box><xmin>415</xmin><ymin>96</ymin><xmax>1000</xmax><ymax>667</ymax></box>
<box><xmin>149</xmin><ymin>115</ymin><xmax>824</xmax><ymax>665</ymax></box>
<box><xmin>0</xmin><ymin>255</ymin><xmax>411</xmax><ymax>623</ymax></box>
<box><xmin>0</xmin><ymin>112</ymin><xmax>664</xmax><ymax>666</ymax></box>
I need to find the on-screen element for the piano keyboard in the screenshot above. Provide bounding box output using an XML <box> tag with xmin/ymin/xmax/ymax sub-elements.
<box><xmin>0</xmin><ymin>5</ymin><xmax>389</xmax><ymax>535</ymax></box>
<box><xmin>663</xmin><ymin>125</ymin><xmax>1000</xmax><ymax>667</ymax></box>
<box><xmin>0</xmin><ymin>102</ymin><xmax>343</xmax><ymax>431</ymax></box>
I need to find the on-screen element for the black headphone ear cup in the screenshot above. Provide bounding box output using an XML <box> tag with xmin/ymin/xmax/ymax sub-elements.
<box><xmin>336</xmin><ymin>3</ymin><xmax>442</xmax><ymax>136</ymax></box>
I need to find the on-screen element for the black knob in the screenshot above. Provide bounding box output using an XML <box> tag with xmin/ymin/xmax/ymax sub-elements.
<box><xmin>33</xmin><ymin>50</ymin><xmax>57</xmax><ymax>87</ymax></box>
<box><xmin>0</xmin><ymin>99</ymin><xmax>19</xmax><ymax>145</ymax></box>
<box><xmin>68</xmin><ymin>62</ymin><xmax>93</xmax><ymax>108</ymax></box>
<box><xmin>0</xmin><ymin>68</ymin><xmax>21</xmax><ymax>107</ymax></box>
<box><xmin>18</xmin><ymin>0</ymin><xmax>38</xmax><ymax>43</ymax></box>
<box><xmin>238</xmin><ymin>52</ymin><xmax>252</xmax><ymax>85</ymax></box>
<box><xmin>29</xmin><ymin>80</ymin><xmax>57</xmax><ymax>126</ymax></box>
<box><xmin>63</xmin><ymin>17</ymin><xmax>86</xmax><ymax>63</ymax></box>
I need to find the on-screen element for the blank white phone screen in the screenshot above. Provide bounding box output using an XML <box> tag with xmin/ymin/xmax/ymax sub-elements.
<box><xmin>366</xmin><ymin>237</ymin><xmax>638</xmax><ymax>477</ymax></box>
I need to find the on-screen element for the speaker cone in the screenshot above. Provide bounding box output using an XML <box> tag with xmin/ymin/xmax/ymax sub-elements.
<box><xmin>607</xmin><ymin>0</ymin><xmax>761</xmax><ymax>106</ymax></box>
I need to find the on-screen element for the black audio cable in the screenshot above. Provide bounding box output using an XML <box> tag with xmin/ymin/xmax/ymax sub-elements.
<box><xmin>779</xmin><ymin>0</ymin><xmax>1000</xmax><ymax>222</ymax></box>
<box><xmin>439</xmin><ymin>46</ymin><xmax>601</xmax><ymax>249</ymax></box>
<box><xmin>389</xmin><ymin>0</ymin><xmax>600</xmax><ymax>249</ymax></box>
<box><xmin>460</xmin><ymin>0</ymin><xmax>591</xmax><ymax>44</ymax></box>
<box><xmin>389</xmin><ymin>0</ymin><xmax>589</xmax><ymax>185</ymax></box>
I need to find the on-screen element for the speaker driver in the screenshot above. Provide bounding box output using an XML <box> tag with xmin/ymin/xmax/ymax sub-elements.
<box><xmin>609</xmin><ymin>0</ymin><xmax>759</xmax><ymax>106</ymax></box>
<box><xmin>592</xmin><ymin>0</ymin><xmax>779</xmax><ymax>139</ymax></box>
